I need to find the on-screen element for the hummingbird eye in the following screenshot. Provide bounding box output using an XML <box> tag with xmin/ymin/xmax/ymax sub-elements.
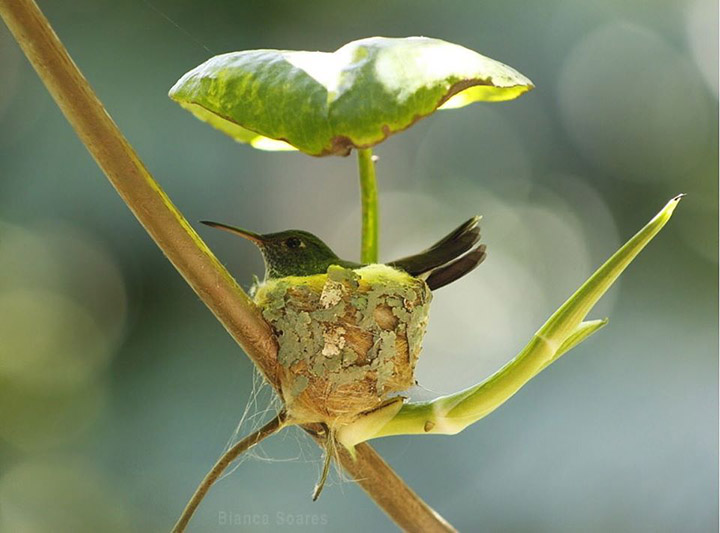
<box><xmin>285</xmin><ymin>237</ymin><xmax>304</xmax><ymax>249</ymax></box>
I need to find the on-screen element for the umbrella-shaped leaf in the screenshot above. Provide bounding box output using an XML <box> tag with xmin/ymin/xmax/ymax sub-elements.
<box><xmin>169</xmin><ymin>36</ymin><xmax>534</xmax><ymax>156</ymax></box>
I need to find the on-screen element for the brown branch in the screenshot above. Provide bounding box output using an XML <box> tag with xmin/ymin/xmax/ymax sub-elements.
<box><xmin>0</xmin><ymin>1</ymin><xmax>455</xmax><ymax>531</ymax></box>
<box><xmin>0</xmin><ymin>0</ymin><xmax>281</xmax><ymax>387</ymax></box>
<box><xmin>340</xmin><ymin>443</ymin><xmax>456</xmax><ymax>532</ymax></box>
<box><xmin>173</xmin><ymin>412</ymin><xmax>288</xmax><ymax>533</ymax></box>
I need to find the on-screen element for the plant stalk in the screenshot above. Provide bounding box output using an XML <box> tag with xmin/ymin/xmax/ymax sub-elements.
<box><xmin>0</xmin><ymin>0</ymin><xmax>281</xmax><ymax>386</ymax></box>
<box><xmin>357</xmin><ymin>148</ymin><xmax>379</xmax><ymax>263</ymax></box>
<box><xmin>0</xmin><ymin>1</ymin><xmax>454</xmax><ymax>530</ymax></box>
<box><xmin>337</xmin><ymin>443</ymin><xmax>456</xmax><ymax>532</ymax></box>
<box><xmin>173</xmin><ymin>412</ymin><xmax>288</xmax><ymax>533</ymax></box>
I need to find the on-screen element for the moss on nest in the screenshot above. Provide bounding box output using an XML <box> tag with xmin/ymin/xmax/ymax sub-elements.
<box><xmin>253</xmin><ymin>264</ymin><xmax>432</xmax><ymax>427</ymax></box>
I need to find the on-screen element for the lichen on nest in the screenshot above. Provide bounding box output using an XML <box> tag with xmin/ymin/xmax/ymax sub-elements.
<box><xmin>253</xmin><ymin>264</ymin><xmax>432</xmax><ymax>427</ymax></box>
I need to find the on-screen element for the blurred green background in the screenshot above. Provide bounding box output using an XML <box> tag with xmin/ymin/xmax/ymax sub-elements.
<box><xmin>1</xmin><ymin>1</ymin><xmax>717</xmax><ymax>531</ymax></box>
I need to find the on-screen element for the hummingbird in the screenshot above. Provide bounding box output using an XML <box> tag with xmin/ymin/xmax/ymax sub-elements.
<box><xmin>199</xmin><ymin>216</ymin><xmax>486</xmax><ymax>290</ymax></box>
<box><xmin>200</xmin><ymin>216</ymin><xmax>486</xmax><ymax>501</ymax></box>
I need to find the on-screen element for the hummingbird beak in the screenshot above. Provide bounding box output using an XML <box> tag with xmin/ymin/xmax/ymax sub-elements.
<box><xmin>199</xmin><ymin>220</ymin><xmax>264</xmax><ymax>245</ymax></box>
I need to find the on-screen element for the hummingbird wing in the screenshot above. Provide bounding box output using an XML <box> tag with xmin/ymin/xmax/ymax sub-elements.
<box><xmin>387</xmin><ymin>216</ymin><xmax>483</xmax><ymax>287</ymax></box>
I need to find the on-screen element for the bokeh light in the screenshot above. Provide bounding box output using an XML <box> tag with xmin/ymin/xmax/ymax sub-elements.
<box><xmin>558</xmin><ymin>21</ymin><xmax>713</xmax><ymax>184</ymax></box>
<box><xmin>0</xmin><ymin>459</ymin><xmax>131</xmax><ymax>532</ymax></box>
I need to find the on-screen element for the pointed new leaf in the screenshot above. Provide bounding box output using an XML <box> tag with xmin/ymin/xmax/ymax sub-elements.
<box><xmin>169</xmin><ymin>37</ymin><xmax>533</xmax><ymax>156</ymax></box>
<box><xmin>540</xmin><ymin>319</ymin><xmax>608</xmax><ymax>374</ymax></box>
<box><xmin>334</xmin><ymin>196</ymin><xmax>683</xmax><ymax>448</ymax></box>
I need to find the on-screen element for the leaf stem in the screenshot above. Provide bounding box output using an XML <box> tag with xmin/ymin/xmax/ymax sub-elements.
<box><xmin>357</xmin><ymin>148</ymin><xmax>379</xmax><ymax>263</ymax></box>
<box><xmin>172</xmin><ymin>412</ymin><xmax>289</xmax><ymax>533</ymax></box>
<box><xmin>311</xmin><ymin>428</ymin><xmax>335</xmax><ymax>501</ymax></box>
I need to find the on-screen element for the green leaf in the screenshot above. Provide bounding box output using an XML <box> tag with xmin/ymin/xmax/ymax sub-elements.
<box><xmin>169</xmin><ymin>36</ymin><xmax>533</xmax><ymax>156</ymax></box>
<box><xmin>334</xmin><ymin>195</ymin><xmax>683</xmax><ymax>449</ymax></box>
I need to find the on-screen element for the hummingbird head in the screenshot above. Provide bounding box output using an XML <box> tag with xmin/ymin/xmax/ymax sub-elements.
<box><xmin>200</xmin><ymin>221</ymin><xmax>344</xmax><ymax>279</ymax></box>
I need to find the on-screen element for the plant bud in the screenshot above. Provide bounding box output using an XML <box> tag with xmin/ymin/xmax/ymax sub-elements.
<box><xmin>254</xmin><ymin>264</ymin><xmax>431</xmax><ymax>427</ymax></box>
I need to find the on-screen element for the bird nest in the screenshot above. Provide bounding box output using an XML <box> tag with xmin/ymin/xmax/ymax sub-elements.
<box><xmin>254</xmin><ymin>264</ymin><xmax>432</xmax><ymax>427</ymax></box>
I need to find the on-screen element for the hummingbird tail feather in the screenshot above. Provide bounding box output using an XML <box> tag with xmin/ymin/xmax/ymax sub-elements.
<box><xmin>388</xmin><ymin>216</ymin><xmax>482</xmax><ymax>276</ymax></box>
<box><xmin>425</xmin><ymin>244</ymin><xmax>487</xmax><ymax>290</ymax></box>
<box><xmin>423</xmin><ymin>215</ymin><xmax>481</xmax><ymax>253</ymax></box>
